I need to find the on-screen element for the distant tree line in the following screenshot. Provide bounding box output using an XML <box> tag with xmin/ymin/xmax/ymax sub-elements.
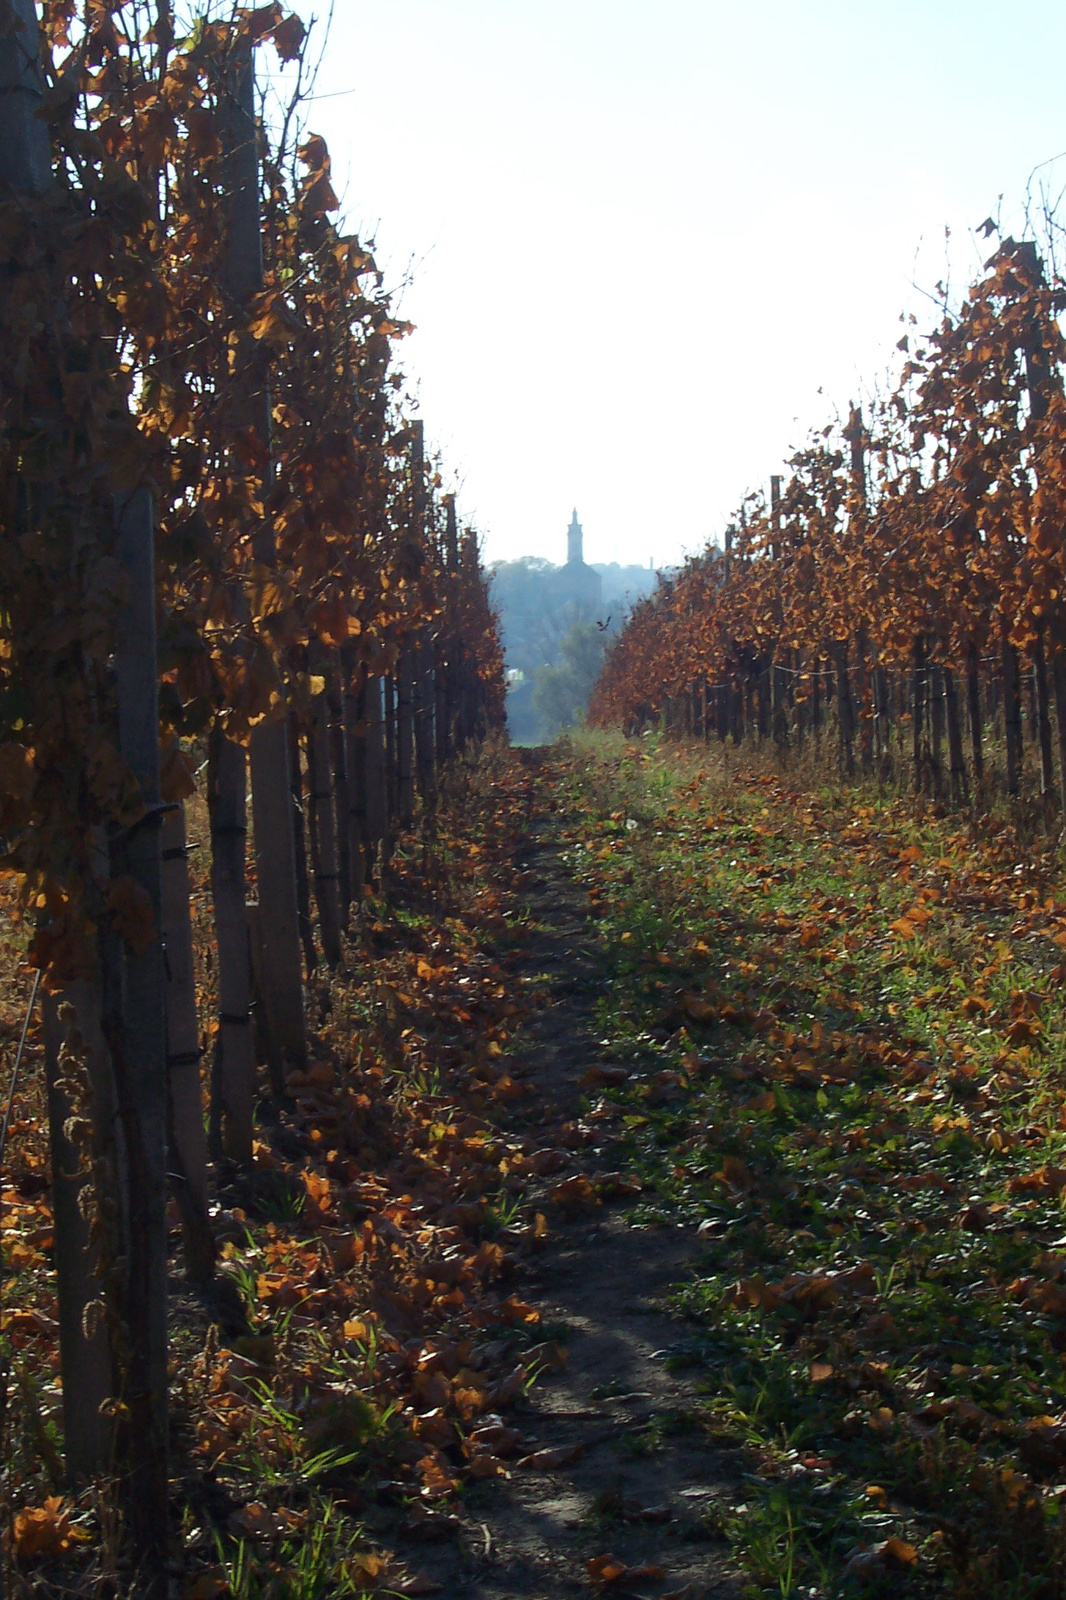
<box><xmin>490</xmin><ymin>558</ymin><xmax>658</xmax><ymax>742</ymax></box>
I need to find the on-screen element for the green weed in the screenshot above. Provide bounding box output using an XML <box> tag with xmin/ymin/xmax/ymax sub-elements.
<box><xmin>556</xmin><ymin>732</ymin><xmax>1066</xmax><ymax>1597</ymax></box>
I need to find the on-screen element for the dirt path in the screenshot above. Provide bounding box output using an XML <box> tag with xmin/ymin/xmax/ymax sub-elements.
<box><xmin>404</xmin><ymin>759</ymin><xmax>741</xmax><ymax>1599</ymax></box>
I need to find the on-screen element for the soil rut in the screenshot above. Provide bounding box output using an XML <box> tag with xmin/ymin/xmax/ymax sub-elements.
<box><xmin>403</xmin><ymin>761</ymin><xmax>741</xmax><ymax>1599</ymax></box>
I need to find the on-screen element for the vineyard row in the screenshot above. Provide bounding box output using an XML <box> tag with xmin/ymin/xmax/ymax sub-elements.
<box><xmin>0</xmin><ymin>0</ymin><xmax>504</xmax><ymax>1581</ymax></box>
<box><xmin>591</xmin><ymin>238</ymin><xmax>1066</xmax><ymax>810</ymax></box>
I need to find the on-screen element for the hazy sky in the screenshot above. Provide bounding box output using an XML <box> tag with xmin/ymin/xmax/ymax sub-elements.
<box><xmin>292</xmin><ymin>1</ymin><xmax>1066</xmax><ymax>568</ymax></box>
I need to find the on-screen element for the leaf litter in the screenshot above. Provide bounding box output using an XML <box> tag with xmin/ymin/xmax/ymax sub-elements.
<box><xmin>558</xmin><ymin>727</ymin><xmax>1066</xmax><ymax>1598</ymax></box>
<box><xmin>0</xmin><ymin>747</ymin><xmax>614</xmax><ymax>1595</ymax></box>
<box><xmin>14</xmin><ymin>725</ymin><xmax>1066</xmax><ymax>1595</ymax></box>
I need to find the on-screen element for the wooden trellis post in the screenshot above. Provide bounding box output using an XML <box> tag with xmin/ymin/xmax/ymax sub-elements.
<box><xmin>769</xmin><ymin>475</ymin><xmax>789</xmax><ymax>751</ymax></box>
<box><xmin>0</xmin><ymin>0</ymin><xmax>50</xmax><ymax>195</ymax></box>
<box><xmin>342</xmin><ymin>648</ymin><xmax>368</xmax><ymax>896</ymax></box>
<box><xmin>384</xmin><ymin>671</ymin><xmax>398</xmax><ymax>839</ymax></box>
<box><xmin>219</xmin><ymin>32</ymin><xmax>307</xmax><ymax>1088</ymax></box>
<box><xmin>288</xmin><ymin>726</ymin><xmax>317</xmax><ymax>976</ymax></box>
<box><xmin>364</xmin><ymin>673</ymin><xmax>387</xmax><ymax>877</ymax></box>
<box><xmin>307</xmin><ymin>650</ymin><xmax>343</xmax><ymax>967</ymax></box>
<box><xmin>109</xmin><ymin>486</ymin><xmax>170</xmax><ymax>1579</ymax></box>
<box><xmin>326</xmin><ymin>659</ymin><xmax>353</xmax><ymax>925</ymax></box>
<box><xmin>42</xmin><ymin>985</ymin><xmax>116</xmax><ymax>1482</ymax></box>
<box><xmin>160</xmin><ymin>800</ymin><xmax>213</xmax><ymax>1281</ymax></box>
<box><xmin>441</xmin><ymin>494</ymin><xmax>462</xmax><ymax>759</ymax></box>
<box><xmin>1</xmin><ymin>0</ymin><xmax>118</xmax><ymax>1491</ymax></box>
<box><xmin>209</xmin><ymin>732</ymin><xmax>253</xmax><ymax>1161</ymax></box>
<box><xmin>1002</xmin><ymin>617</ymin><xmax>1023</xmax><ymax>796</ymax></box>
<box><xmin>397</xmin><ymin>649</ymin><xmax>416</xmax><ymax>825</ymax></box>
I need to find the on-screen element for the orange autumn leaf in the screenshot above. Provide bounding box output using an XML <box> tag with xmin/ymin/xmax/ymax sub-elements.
<box><xmin>13</xmin><ymin>1497</ymin><xmax>86</xmax><ymax>1560</ymax></box>
<box><xmin>586</xmin><ymin>1554</ymin><xmax>664</xmax><ymax>1588</ymax></box>
<box><xmin>845</xmin><ymin>1537</ymin><xmax>918</xmax><ymax>1577</ymax></box>
<box><xmin>549</xmin><ymin>1173</ymin><xmax>600</xmax><ymax>1210</ymax></box>
<box><xmin>681</xmin><ymin>992</ymin><xmax>717</xmax><ymax>1023</ymax></box>
<box><xmin>302</xmin><ymin>1169</ymin><xmax>333</xmax><ymax>1211</ymax></box>
<box><xmin>715</xmin><ymin>1155</ymin><xmax>753</xmax><ymax>1193</ymax></box>
<box><xmin>416</xmin><ymin>1452</ymin><xmax>458</xmax><ymax>1498</ymax></box>
<box><xmin>586</xmin><ymin>1555</ymin><xmax>627</xmax><ymax>1587</ymax></box>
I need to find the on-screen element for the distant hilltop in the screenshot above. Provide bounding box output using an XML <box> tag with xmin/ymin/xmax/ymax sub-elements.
<box><xmin>487</xmin><ymin>512</ymin><xmax>663</xmax><ymax>742</ymax></box>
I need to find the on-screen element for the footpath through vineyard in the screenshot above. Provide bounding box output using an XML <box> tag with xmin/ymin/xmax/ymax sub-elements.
<box><xmin>1</xmin><ymin>741</ymin><xmax>744</xmax><ymax>1598</ymax></box>
<box><xmin>11</xmin><ymin>731</ymin><xmax>1066</xmax><ymax>1596</ymax></box>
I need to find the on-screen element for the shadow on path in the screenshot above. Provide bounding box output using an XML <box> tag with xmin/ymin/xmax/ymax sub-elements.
<box><xmin>405</xmin><ymin>754</ymin><xmax>742</xmax><ymax>1600</ymax></box>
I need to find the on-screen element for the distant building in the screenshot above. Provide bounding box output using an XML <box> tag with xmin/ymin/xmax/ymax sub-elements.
<box><xmin>567</xmin><ymin>508</ymin><xmax>583</xmax><ymax>565</ymax></box>
<box><xmin>489</xmin><ymin>516</ymin><xmax>662</xmax><ymax>743</ymax></box>
<box><xmin>550</xmin><ymin>509</ymin><xmax>602</xmax><ymax>613</ymax></box>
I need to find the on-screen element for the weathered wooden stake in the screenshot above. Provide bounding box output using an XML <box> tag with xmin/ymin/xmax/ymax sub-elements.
<box><xmin>364</xmin><ymin>674</ymin><xmax>387</xmax><ymax>877</ymax></box>
<box><xmin>943</xmin><ymin>666</ymin><xmax>970</xmax><ymax>806</ymax></box>
<box><xmin>0</xmin><ymin>0</ymin><xmax>50</xmax><ymax>195</ymax></box>
<box><xmin>42</xmin><ymin>986</ymin><xmax>115</xmax><ymax>1482</ymax></box>
<box><xmin>966</xmin><ymin>641</ymin><xmax>984</xmax><ymax>788</ymax></box>
<box><xmin>110</xmin><ymin>486</ymin><xmax>169</xmax><ymax>1581</ymax></box>
<box><xmin>833</xmin><ymin>639</ymin><xmax>855</xmax><ymax>775</ymax></box>
<box><xmin>912</xmin><ymin>635</ymin><xmax>926</xmax><ymax>792</ymax></box>
<box><xmin>929</xmin><ymin>664</ymin><xmax>945</xmax><ymax>797</ymax></box>
<box><xmin>220</xmin><ymin>32</ymin><xmax>307</xmax><ymax>1073</ymax></box>
<box><xmin>250</xmin><ymin>722</ymin><xmax>308</xmax><ymax>1064</ymax></box>
<box><xmin>397</xmin><ymin>648</ymin><xmax>416</xmax><ymax>825</ymax></box>
<box><xmin>1002</xmin><ymin>619</ymin><xmax>1022</xmax><ymax>796</ymax></box>
<box><xmin>1052</xmin><ymin>647</ymin><xmax>1066</xmax><ymax>816</ymax></box>
<box><xmin>342</xmin><ymin>650</ymin><xmax>367</xmax><ymax>896</ymax></box>
<box><xmin>288</xmin><ymin>726</ymin><xmax>317</xmax><ymax>976</ymax></box>
<box><xmin>1034</xmin><ymin>633</ymin><xmax>1055</xmax><ymax>800</ymax></box>
<box><xmin>208</xmin><ymin>731</ymin><xmax>254</xmax><ymax>1164</ymax></box>
<box><xmin>326</xmin><ymin>660</ymin><xmax>352</xmax><ymax>925</ymax></box>
<box><xmin>160</xmin><ymin>803</ymin><xmax>213</xmax><ymax>1282</ymax></box>
<box><xmin>384</xmin><ymin>672</ymin><xmax>398</xmax><ymax>838</ymax></box>
<box><xmin>307</xmin><ymin>665</ymin><xmax>343</xmax><ymax>967</ymax></box>
<box><xmin>0</xmin><ymin>0</ymin><xmax>120</xmax><ymax>1497</ymax></box>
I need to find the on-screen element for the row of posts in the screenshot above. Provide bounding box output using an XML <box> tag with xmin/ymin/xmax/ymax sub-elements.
<box><xmin>0</xmin><ymin>4</ymin><xmax>492</xmax><ymax>1585</ymax></box>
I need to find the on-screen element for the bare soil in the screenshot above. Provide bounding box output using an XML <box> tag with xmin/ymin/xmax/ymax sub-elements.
<box><xmin>398</xmin><ymin>761</ymin><xmax>742</xmax><ymax>1599</ymax></box>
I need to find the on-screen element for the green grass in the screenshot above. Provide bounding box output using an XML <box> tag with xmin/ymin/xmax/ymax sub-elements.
<box><xmin>555</xmin><ymin>728</ymin><xmax>1066</xmax><ymax>1598</ymax></box>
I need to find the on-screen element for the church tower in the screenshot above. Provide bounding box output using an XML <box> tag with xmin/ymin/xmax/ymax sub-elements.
<box><xmin>552</xmin><ymin>508</ymin><xmax>602</xmax><ymax>614</ymax></box>
<box><xmin>567</xmin><ymin>508</ymin><xmax>583</xmax><ymax>567</ymax></box>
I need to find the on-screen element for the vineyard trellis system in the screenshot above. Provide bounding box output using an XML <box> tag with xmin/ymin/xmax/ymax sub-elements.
<box><xmin>591</xmin><ymin>237</ymin><xmax>1066</xmax><ymax>816</ymax></box>
<box><xmin>0</xmin><ymin>0</ymin><xmax>504</xmax><ymax>1586</ymax></box>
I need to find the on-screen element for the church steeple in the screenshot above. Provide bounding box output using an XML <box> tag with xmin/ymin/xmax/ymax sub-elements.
<box><xmin>567</xmin><ymin>508</ymin><xmax>583</xmax><ymax>567</ymax></box>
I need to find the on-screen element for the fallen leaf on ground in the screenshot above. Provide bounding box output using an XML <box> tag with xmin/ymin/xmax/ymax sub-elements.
<box><xmin>587</xmin><ymin>1553</ymin><xmax>665</xmax><ymax>1588</ymax></box>
<box><xmin>593</xmin><ymin>1171</ymin><xmax>643</xmax><ymax>1198</ymax></box>
<box><xmin>549</xmin><ymin>1173</ymin><xmax>600</xmax><ymax>1210</ymax></box>
<box><xmin>227</xmin><ymin>1503</ymin><xmax>287</xmax><ymax>1541</ymax></box>
<box><xmin>13</xmin><ymin>1498</ymin><xmax>85</xmax><ymax>1559</ymax></box>
<box><xmin>581</xmin><ymin>1064</ymin><xmax>629</xmax><ymax>1088</ymax></box>
<box><xmin>844</xmin><ymin>1537</ymin><xmax>918</xmax><ymax>1576</ymax></box>
<box><xmin>417</xmin><ymin>1452</ymin><xmax>459</xmax><ymax>1498</ymax></box>
<box><xmin>714</xmin><ymin>1155</ymin><xmax>753</xmax><ymax>1192</ymax></box>
<box><xmin>529</xmin><ymin>1147</ymin><xmax>570</xmax><ymax>1175</ymax></box>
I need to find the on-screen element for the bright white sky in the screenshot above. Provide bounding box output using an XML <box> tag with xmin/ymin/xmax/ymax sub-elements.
<box><xmin>293</xmin><ymin>0</ymin><xmax>1066</xmax><ymax>569</ymax></box>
